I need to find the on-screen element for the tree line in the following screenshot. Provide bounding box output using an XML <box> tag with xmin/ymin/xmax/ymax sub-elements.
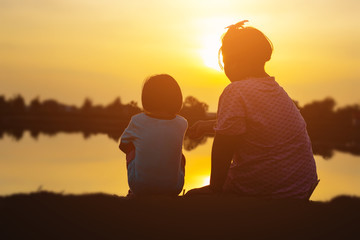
<box><xmin>0</xmin><ymin>94</ymin><xmax>210</xmax><ymax>141</ymax></box>
<box><xmin>1</xmin><ymin>94</ymin><xmax>360</xmax><ymax>158</ymax></box>
<box><xmin>0</xmin><ymin>95</ymin><xmax>208</xmax><ymax>120</ymax></box>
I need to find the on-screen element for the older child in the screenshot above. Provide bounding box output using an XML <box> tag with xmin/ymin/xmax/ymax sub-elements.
<box><xmin>187</xmin><ymin>21</ymin><xmax>318</xmax><ymax>199</ymax></box>
<box><xmin>119</xmin><ymin>74</ymin><xmax>187</xmax><ymax>196</ymax></box>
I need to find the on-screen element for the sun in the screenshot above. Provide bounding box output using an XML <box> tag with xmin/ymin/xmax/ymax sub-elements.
<box><xmin>199</xmin><ymin>34</ymin><xmax>223</xmax><ymax>71</ymax></box>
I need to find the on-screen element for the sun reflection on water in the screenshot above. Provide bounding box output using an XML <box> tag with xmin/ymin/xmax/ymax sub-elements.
<box><xmin>1</xmin><ymin>132</ymin><xmax>360</xmax><ymax>200</ymax></box>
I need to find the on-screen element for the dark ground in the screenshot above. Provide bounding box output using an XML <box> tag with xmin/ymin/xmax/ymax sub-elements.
<box><xmin>1</xmin><ymin>192</ymin><xmax>360</xmax><ymax>240</ymax></box>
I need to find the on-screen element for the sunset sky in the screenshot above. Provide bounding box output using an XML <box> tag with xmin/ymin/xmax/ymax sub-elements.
<box><xmin>1</xmin><ymin>0</ymin><xmax>359</xmax><ymax>111</ymax></box>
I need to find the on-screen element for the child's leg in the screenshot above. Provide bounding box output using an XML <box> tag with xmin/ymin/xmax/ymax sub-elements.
<box><xmin>174</xmin><ymin>154</ymin><xmax>186</xmax><ymax>195</ymax></box>
<box><xmin>126</xmin><ymin>157</ymin><xmax>137</xmax><ymax>196</ymax></box>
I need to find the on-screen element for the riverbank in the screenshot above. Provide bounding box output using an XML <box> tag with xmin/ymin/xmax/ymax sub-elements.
<box><xmin>1</xmin><ymin>192</ymin><xmax>359</xmax><ymax>239</ymax></box>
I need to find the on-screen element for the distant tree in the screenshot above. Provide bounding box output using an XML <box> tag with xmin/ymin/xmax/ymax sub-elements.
<box><xmin>29</xmin><ymin>97</ymin><xmax>41</xmax><ymax>113</ymax></box>
<box><xmin>124</xmin><ymin>101</ymin><xmax>141</xmax><ymax>116</ymax></box>
<box><xmin>30</xmin><ymin>129</ymin><xmax>40</xmax><ymax>139</ymax></box>
<box><xmin>42</xmin><ymin>99</ymin><xmax>61</xmax><ymax>113</ymax></box>
<box><xmin>92</xmin><ymin>105</ymin><xmax>105</xmax><ymax>115</ymax></box>
<box><xmin>8</xmin><ymin>129</ymin><xmax>24</xmax><ymax>141</ymax></box>
<box><xmin>128</xmin><ymin>101</ymin><xmax>139</xmax><ymax>108</ymax></box>
<box><xmin>335</xmin><ymin>104</ymin><xmax>360</xmax><ymax>127</ymax></box>
<box><xmin>0</xmin><ymin>95</ymin><xmax>7</xmax><ymax>114</ymax></box>
<box><xmin>312</xmin><ymin>143</ymin><xmax>334</xmax><ymax>159</ymax></box>
<box><xmin>299</xmin><ymin>97</ymin><xmax>354</xmax><ymax>142</ymax></box>
<box><xmin>106</xmin><ymin>97</ymin><xmax>123</xmax><ymax>115</ymax></box>
<box><xmin>81</xmin><ymin>98</ymin><xmax>93</xmax><ymax>113</ymax></box>
<box><xmin>301</xmin><ymin>97</ymin><xmax>336</xmax><ymax>122</ymax></box>
<box><xmin>9</xmin><ymin>95</ymin><xmax>26</xmax><ymax>113</ymax></box>
<box><xmin>180</xmin><ymin>96</ymin><xmax>209</xmax><ymax>119</ymax></box>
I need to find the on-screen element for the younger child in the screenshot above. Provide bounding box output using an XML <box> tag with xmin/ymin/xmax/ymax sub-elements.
<box><xmin>119</xmin><ymin>74</ymin><xmax>187</xmax><ymax>196</ymax></box>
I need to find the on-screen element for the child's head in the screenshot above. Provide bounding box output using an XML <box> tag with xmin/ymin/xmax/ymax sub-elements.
<box><xmin>219</xmin><ymin>20</ymin><xmax>273</xmax><ymax>75</ymax></box>
<box><xmin>141</xmin><ymin>74</ymin><xmax>183</xmax><ymax>116</ymax></box>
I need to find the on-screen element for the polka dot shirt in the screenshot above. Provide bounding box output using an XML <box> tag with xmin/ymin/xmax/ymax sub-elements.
<box><xmin>215</xmin><ymin>77</ymin><xmax>318</xmax><ymax>199</ymax></box>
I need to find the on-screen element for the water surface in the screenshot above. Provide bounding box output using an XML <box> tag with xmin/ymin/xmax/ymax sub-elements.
<box><xmin>1</xmin><ymin>132</ymin><xmax>359</xmax><ymax>201</ymax></box>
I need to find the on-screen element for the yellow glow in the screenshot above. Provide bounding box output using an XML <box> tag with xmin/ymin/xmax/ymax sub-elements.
<box><xmin>199</xmin><ymin>34</ymin><xmax>222</xmax><ymax>71</ymax></box>
<box><xmin>203</xmin><ymin>176</ymin><xmax>210</xmax><ymax>186</ymax></box>
<box><xmin>3</xmin><ymin>134</ymin><xmax>360</xmax><ymax>200</ymax></box>
<box><xmin>1</xmin><ymin>0</ymin><xmax>360</xmax><ymax>201</ymax></box>
<box><xmin>197</xmin><ymin>16</ymin><xmax>233</xmax><ymax>72</ymax></box>
<box><xmin>0</xmin><ymin>133</ymin><xmax>129</xmax><ymax>196</ymax></box>
<box><xmin>1</xmin><ymin>1</ymin><xmax>359</xmax><ymax>109</ymax></box>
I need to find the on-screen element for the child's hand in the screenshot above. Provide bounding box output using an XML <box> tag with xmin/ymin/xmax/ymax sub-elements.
<box><xmin>187</xmin><ymin>120</ymin><xmax>206</xmax><ymax>139</ymax></box>
<box><xmin>187</xmin><ymin>120</ymin><xmax>215</xmax><ymax>139</ymax></box>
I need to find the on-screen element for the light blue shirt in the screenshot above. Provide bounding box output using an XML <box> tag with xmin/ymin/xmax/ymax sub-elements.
<box><xmin>120</xmin><ymin>113</ymin><xmax>188</xmax><ymax>195</ymax></box>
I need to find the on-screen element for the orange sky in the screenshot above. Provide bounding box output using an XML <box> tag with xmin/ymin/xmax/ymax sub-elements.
<box><xmin>1</xmin><ymin>0</ymin><xmax>359</xmax><ymax>111</ymax></box>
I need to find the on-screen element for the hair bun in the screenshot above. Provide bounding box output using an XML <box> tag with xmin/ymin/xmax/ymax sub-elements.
<box><xmin>225</xmin><ymin>20</ymin><xmax>249</xmax><ymax>30</ymax></box>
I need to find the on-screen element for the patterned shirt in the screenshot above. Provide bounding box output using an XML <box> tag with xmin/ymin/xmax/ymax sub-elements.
<box><xmin>214</xmin><ymin>77</ymin><xmax>318</xmax><ymax>199</ymax></box>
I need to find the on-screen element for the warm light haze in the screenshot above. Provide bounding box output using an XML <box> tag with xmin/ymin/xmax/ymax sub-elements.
<box><xmin>2</xmin><ymin>3</ymin><xmax>360</xmax><ymax>236</ymax></box>
<box><xmin>1</xmin><ymin>0</ymin><xmax>359</xmax><ymax>111</ymax></box>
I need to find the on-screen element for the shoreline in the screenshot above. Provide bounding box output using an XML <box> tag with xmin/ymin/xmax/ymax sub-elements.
<box><xmin>1</xmin><ymin>191</ymin><xmax>359</xmax><ymax>239</ymax></box>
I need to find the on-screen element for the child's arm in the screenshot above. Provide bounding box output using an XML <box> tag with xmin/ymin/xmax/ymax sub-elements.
<box><xmin>119</xmin><ymin>141</ymin><xmax>135</xmax><ymax>166</ymax></box>
<box><xmin>210</xmin><ymin>133</ymin><xmax>240</xmax><ymax>193</ymax></box>
<box><xmin>119</xmin><ymin>117</ymin><xmax>137</xmax><ymax>165</ymax></box>
<box><xmin>119</xmin><ymin>141</ymin><xmax>134</xmax><ymax>154</ymax></box>
<box><xmin>187</xmin><ymin>120</ymin><xmax>216</xmax><ymax>139</ymax></box>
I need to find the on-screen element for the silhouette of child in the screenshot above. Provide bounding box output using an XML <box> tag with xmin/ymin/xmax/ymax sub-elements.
<box><xmin>119</xmin><ymin>74</ymin><xmax>187</xmax><ymax>197</ymax></box>
<box><xmin>187</xmin><ymin>21</ymin><xmax>318</xmax><ymax>199</ymax></box>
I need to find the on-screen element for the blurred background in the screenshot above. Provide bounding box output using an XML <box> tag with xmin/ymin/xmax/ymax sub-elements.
<box><xmin>1</xmin><ymin>0</ymin><xmax>360</xmax><ymax>200</ymax></box>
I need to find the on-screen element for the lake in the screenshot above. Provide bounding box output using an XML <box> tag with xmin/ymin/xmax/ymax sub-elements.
<box><xmin>1</xmin><ymin>131</ymin><xmax>360</xmax><ymax>201</ymax></box>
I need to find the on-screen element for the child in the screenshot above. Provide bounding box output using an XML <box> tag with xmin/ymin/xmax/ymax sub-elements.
<box><xmin>187</xmin><ymin>21</ymin><xmax>318</xmax><ymax>199</ymax></box>
<box><xmin>119</xmin><ymin>74</ymin><xmax>187</xmax><ymax>196</ymax></box>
